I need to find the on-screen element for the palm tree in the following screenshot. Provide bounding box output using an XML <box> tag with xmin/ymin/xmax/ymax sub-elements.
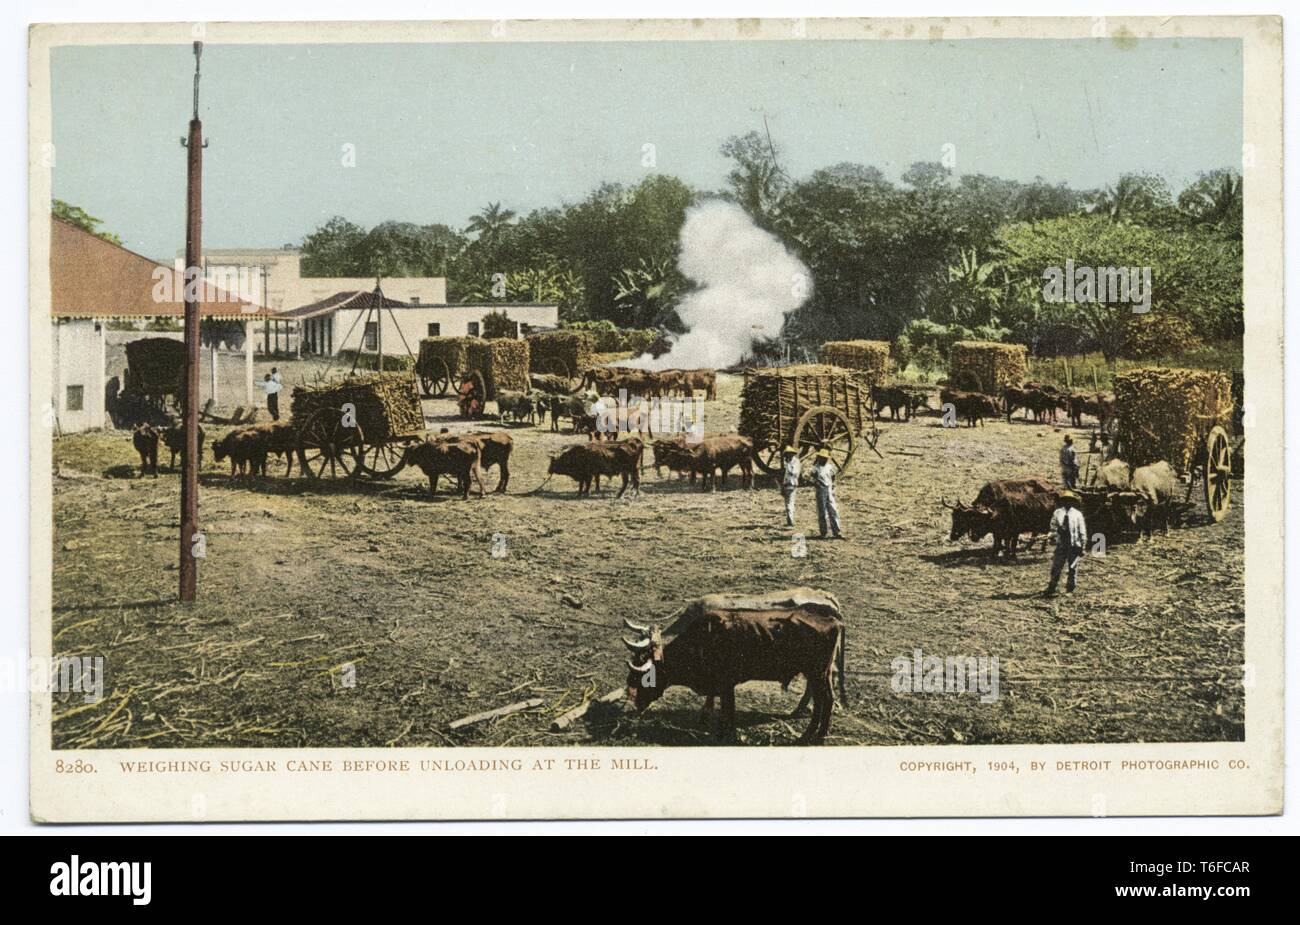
<box><xmin>1179</xmin><ymin>171</ymin><xmax>1242</xmax><ymax>241</ymax></box>
<box><xmin>465</xmin><ymin>202</ymin><xmax>517</xmax><ymax>248</ymax></box>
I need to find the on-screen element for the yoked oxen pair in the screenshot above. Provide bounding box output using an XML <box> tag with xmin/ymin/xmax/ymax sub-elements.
<box><xmin>944</xmin><ymin>476</ymin><xmax>1057</xmax><ymax>558</ymax></box>
<box><xmin>621</xmin><ymin>589</ymin><xmax>848</xmax><ymax>744</ymax></box>
<box><xmin>403</xmin><ymin>438</ymin><xmax>486</xmax><ymax>499</ymax></box>
<box><xmin>433</xmin><ymin>429</ymin><xmax>513</xmax><ymax>493</ymax></box>
<box><xmin>1091</xmin><ymin>458</ymin><xmax>1182</xmax><ymax>538</ymax></box>
<box><xmin>940</xmin><ymin>388</ymin><xmax>1001</xmax><ymax>428</ymax></box>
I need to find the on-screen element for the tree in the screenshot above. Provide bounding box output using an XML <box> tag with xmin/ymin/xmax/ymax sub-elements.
<box><xmin>300</xmin><ymin>216</ymin><xmax>367</xmax><ymax>276</ymax></box>
<box><xmin>480</xmin><ymin>309</ymin><xmax>517</xmax><ymax>339</ymax></box>
<box><xmin>466</xmin><ymin>202</ymin><xmax>518</xmax><ymax>249</ymax></box>
<box><xmin>1178</xmin><ymin>169</ymin><xmax>1242</xmax><ymax>244</ymax></box>
<box><xmin>996</xmin><ymin>214</ymin><xmax>1242</xmax><ymax>360</ymax></box>
<box><xmin>1088</xmin><ymin>172</ymin><xmax>1174</xmax><ymax>225</ymax></box>
<box><xmin>720</xmin><ymin>131</ymin><xmax>787</xmax><ymax>228</ymax></box>
<box><xmin>52</xmin><ymin>199</ymin><xmax>122</xmax><ymax>245</ymax></box>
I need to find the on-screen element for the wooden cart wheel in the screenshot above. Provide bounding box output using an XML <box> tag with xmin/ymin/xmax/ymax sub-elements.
<box><xmin>751</xmin><ymin>442</ymin><xmax>784</xmax><ymax>474</ymax></box>
<box><xmin>545</xmin><ymin>357</ymin><xmax>571</xmax><ymax>382</ymax></box>
<box><xmin>296</xmin><ymin>407</ymin><xmax>363</xmax><ymax>480</ymax></box>
<box><xmin>353</xmin><ymin>440</ymin><xmax>410</xmax><ymax>480</ymax></box>
<box><xmin>419</xmin><ymin>357</ymin><xmax>451</xmax><ymax>398</ymax></box>
<box><xmin>1203</xmin><ymin>424</ymin><xmax>1232</xmax><ymax>522</ymax></box>
<box><xmin>792</xmin><ymin>405</ymin><xmax>856</xmax><ymax>474</ymax></box>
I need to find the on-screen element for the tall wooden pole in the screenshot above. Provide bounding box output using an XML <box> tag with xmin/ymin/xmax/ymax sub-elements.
<box><xmin>180</xmin><ymin>42</ymin><xmax>204</xmax><ymax>602</ymax></box>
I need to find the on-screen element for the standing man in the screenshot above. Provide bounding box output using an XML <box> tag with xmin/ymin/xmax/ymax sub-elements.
<box><xmin>810</xmin><ymin>448</ymin><xmax>845</xmax><ymax>540</ymax></box>
<box><xmin>1045</xmin><ymin>489</ymin><xmax>1087</xmax><ymax>596</ymax></box>
<box><xmin>256</xmin><ymin>372</ymin><xmax>283</xmax><ymax>421</ymax></box>
<box><xmin>1059</xmin><ymin>434</ymin><xmax>1079</xmax><ymax>488</ymax></box>
<box><xmin>780</xmin><ymin>445</ymin><xmax>800</xmax><ymax>527</ymax></box>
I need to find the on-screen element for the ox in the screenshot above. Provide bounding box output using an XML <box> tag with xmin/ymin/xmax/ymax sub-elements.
<box><xmin>945</xmin><ymin>476</ymin><xmax>1057</xmax><ymax>558</ymax></box>
<box><xmin>403</xmin><ymin>439</ymin><xmax>486</xmax><ymax>499</ymax></box>
<box><xmin>622</xmin><ymin>590</ymin><xmax>848</xmax><ymax>744</ymax></box>
<box><xmin>548</xmin><ymin>438</ymin><xmax>643</xmax><ymax>497</ymax></box>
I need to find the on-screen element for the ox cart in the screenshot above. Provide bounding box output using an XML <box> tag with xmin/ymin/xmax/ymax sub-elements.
<box><xmin>1104</xmin><ymin>367</ymin><xmax>1235</xmax><ymax>523</ymax></box>
<box><xmin>739</xmin><ymin>365</ymin><xmax>880</xmax><ymax>475</ymax></box>
<box><xmin>290</xmin><ymin>373</ymin><xmax>427</xmax><ymax>480</ymax></box>
<box><xmin>121</xmin><ymin>337</ymin><xmax>186</xmax><ymax>412</ymax></box>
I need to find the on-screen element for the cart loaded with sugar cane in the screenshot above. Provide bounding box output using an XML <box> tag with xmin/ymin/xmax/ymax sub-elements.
<box><xmin>121</xmin><ymin>337</ymin><xmax>187</xmax><ymax>412</ymax></box>
<box><xmin>290</xmin><ymin>373</ymin><xmax>427</xmax><ymax>480</ymax></box>
<box><xmin>1096</xmin><ymin>366</ymin><xmax>1236</xmax><ymax>523</ymax></box>
<box><xmin>739</xmin><ymin>364</ymin><xmax>881</xmax><ymax>475</ymax></box>
<box><xmin>415</xmin><ymin>335</ymin><xmax>531</xmax><ymax>417</ymax></box>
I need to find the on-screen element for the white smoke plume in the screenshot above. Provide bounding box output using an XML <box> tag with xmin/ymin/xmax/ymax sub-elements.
<box><xmin>631</xmin><ymin>200</ymin><xmax>811</xmax><ymax>370</ymax></box>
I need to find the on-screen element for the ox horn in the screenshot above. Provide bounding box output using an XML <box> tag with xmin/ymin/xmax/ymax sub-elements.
<box><xmin>627</xmin><ymin>659</ymin><xmax>653</xmax><ymax>673</ymax></box>
<box><xmin>623</xmin><ymin>636</ymin><xmax>652</xmax><ymax>652</ymax></box>
<box><xmin>940</xmin><ymin>497</ymin><xmax>955</xmax><ymax>510</ymax></box>
<box><xmin>623</xmin><ymin>617</ymin><xmax>650</xmax><ymax>635</ymax></box>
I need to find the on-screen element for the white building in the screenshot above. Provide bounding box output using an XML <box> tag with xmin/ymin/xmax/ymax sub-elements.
<box><xmin>51</xmin><ymin>217</ymin><xmax>272</xmax><ymax>433</ymax></box>
<box><xmin>174</xmin><ymin>247</ymin><xmax>449</xmax><ymax>354</ymax></box>
<box><xmin>281</xmin><ymin>288</ymin><xmax>559</xmax><ymax>357</ymax></box>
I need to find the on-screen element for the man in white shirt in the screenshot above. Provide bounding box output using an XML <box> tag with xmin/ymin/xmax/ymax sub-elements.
<box><xmin>1046</xmin><ymin>489</ymin><xmax>1087</xmax><ymax>595</ymax></box>
<box><xmin>780</xmin><ymin>445</ymin><xmax>800</xmax><ymax>527</ymax></box>
<box><xmin>810</xmin><ymin>448</ymin><xmax>845</xmax><ymax>540</ymax></box>
<box><xmin>256</xmin><ymin>371</ymin><xmax>284</xmax><ymax>421</ymax></box>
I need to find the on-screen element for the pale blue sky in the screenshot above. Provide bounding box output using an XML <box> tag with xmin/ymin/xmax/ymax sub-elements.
<box><xmin>49</xmin><ymin>38</ymin><xmax>1242</xmax><ymax>260</ymax></box>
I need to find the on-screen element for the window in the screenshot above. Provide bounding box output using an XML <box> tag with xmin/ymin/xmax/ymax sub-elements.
<box><xmin>467</xmin><ymin>321</ymin><xmax>480</xmax><ymax>337</ymax></box>
<box><xmin>66</xmin><ymin>385</ymin><xmax>84</xmax><ymax>412</ymax></box>
<box><xmin>363</xmin><ymin>321</ymin><xmax>378</xmax><ymax>351</ymax></box>
<box><xmin>427</xmin><ymin>323</ymin><xmax>440</xmax><ymax>337</ymax></box>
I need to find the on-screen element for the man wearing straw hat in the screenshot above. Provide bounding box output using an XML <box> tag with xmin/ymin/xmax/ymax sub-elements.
<box><xmin>1046</xmin><ymin>489</ymin><xmax>1087</xmax><ymax>595</ymax></box>
<box><xmin>779</xmin><ymin>445</ymin><xmax>800</xmax><ymax>527</ymax></box>
<box><xmin>810</xmin><ymin>447</ymin><xmax>845</xmax><ymax>540</ymax></box>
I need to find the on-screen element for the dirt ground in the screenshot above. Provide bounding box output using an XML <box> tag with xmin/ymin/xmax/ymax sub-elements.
<box><xmin>49</xmin><ymin>367</ymin><xmax>1245</xmax><ymax>748</ymax></box>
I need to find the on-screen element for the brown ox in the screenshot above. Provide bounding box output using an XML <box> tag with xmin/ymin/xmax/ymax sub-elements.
<box><xmin>547</xmin><ymin>437</ymin><xmax>644</xmax><ymax>497</ymax></box>
<box><xmin>212</xmin><ymin>428</ymin><xmax>268</xmax><ymax>478</ymax></box>
<box><xmin>946</xmin><ymin>476</ymin><xmax>1057</xmax><ymax>557</ymax></box>
<box><xmin>941</xmin><ymin>389</ymin><xmax>1001</xmax><ymax>428</ymax></box>
<box><xmin>436</xmin><ymin>430</ymin><xmax>513</xmax><ymax>492</ymax></box>
<box><xmin>161</xmin><ymin>421</ymin><xmax>206</xmax><ymax>471</ymax></box>
<box><xmin>232</xmin><ymin>420</ymin><xmax>297</xmax><ymax>476</ymax></box>
<box><xmin>622</xmin><ymin>590</ymin><xmax>848</xmax><ymax>743</ymax></box>
<box><xmin>659</xmin><ymin>434</ymin><xmax>753</xmax><ymax>490</ymax></box>
<box><xmin>403</xmin><ymin>439</ymin><xmax>486</xmax><ymax>499</ymax></box>
<box><xmin>131</xmin><ymin>423</ymin><xmax>160</xmax><ymax>478</ymax></box>
<box><xmin>680</xmin><ymin>368</ymin><xmax>717</xmax><ymax>400</ymax></box>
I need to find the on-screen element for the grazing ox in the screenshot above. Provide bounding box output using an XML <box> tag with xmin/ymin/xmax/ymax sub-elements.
<box><xmin>212</xmin><ymin>428</ymin><xmax>268</xmax><ymax>478</ymax></box>
<box><xmin>547</xmin><ymin>438</ymin><xmax>643</xmax><ymax>497</ymax></box>
<box><xmin>436</xmin><ymin>430</ymin><xmax>513</xmax><ymax>493</ymax></box>
<box><xmin>621</xmin><ymin>589</ymin><xmax>848</xmax><ymax>743</ymax></box>
<box><xmin>231</xmin><ymin>420</ymin><xmax>297</xmax><ymax>476</ymax></box>
<box><xmin>658</xmin><ymin>434</ymin><xmax>753</xmax><ymax>490</ymax></box>
<box><xmin>941</xmin><ymin>389</ymin><xmax>1000</xmax><ymax>428</ymax></box>
<box><xmin>652</xmin><ymin>434</ymin><xmax>693</xmax><ymax>479</ymax></box>
<box><xmin>132</xmin><ymin>423</ymin><xmax>160</xmax><ymax>478</ymax></box>
<box><xmin>161</xmin><ymin>421</ymin><xmax>206</xmax><ymax>471</ymax></box>
<box><xmin>403</xmin><ymin>439</ymin><xmax>486</xmax><ymax>499</ymax></box>
<box><xmin>945</xmin><ymin>476</ymin><xmax>1057</xmax><ymax>558</ymax></box>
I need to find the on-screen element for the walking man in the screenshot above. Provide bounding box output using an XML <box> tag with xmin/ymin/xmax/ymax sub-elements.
<box><xmin>1059</xmin><ymin>434</ymin><xmax>1079</xmax><ymax>489</ymax></box>
<box><xmin>810</xmin><ymin>448</ymin><xmax>845</xmax><ymax>540</ymax></box>
<box><xmin>257</xmin><ymin>372</ymin><xmax>283</xmax><ymax>421</ymax></box>
<box><xmin>1045</xmin><ymin>489</ymin><xmax>1087</xmax><ymax>596</ymax></box>
<box><xmin>780</xmin><ymin>445</ymin><xmax>800</xmax><ymax>527</ymax></box>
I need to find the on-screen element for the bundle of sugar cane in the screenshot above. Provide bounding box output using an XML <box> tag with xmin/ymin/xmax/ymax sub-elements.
<box><xmin>818</xmin><ymin>340</ymin><xmax>891</xmax><ymax>389</ymax></box>
<box><xmin>290</xmin><ymin>373</ymin><xmax>424</xmax><ymax>443</ymax></box>
<box><xmin>738</xmin><ymin>364</ymin><xmax>865</xmax><ymax>444</ymax></box>
<box><xmin>124</xmin><ymin>337</ymin><xmax>186</xmax><ymax>397</ymax></box>
<box><xmin>948</xmin><ymin>341</ymin><xmax>1028</xmax><ymax>396</ymax></box>
<box><xmin>417</xmin><ymin>337</ymin><xmax>475</xmax><ymax>380</ymax></box>
<box><xmin>526</xmin><ymin>330</ymin><xmax>595</xmax><ymax>376</ymax></box>
<box><xmin>466</xmin><ymin>337</ymin><xmax>530</xmax><ymax>397</ymax></box>
<box><xmin>1113</xmin><ymin>366</ymin><xmax>1232</xmax><ymax>472</ymax></box>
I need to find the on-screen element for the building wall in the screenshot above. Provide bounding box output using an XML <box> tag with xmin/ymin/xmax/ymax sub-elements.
<box><xmin>178</xmin><ymin>251</ymin><xmax>448</xmax><ymax>313</ymax></box>
<box><xmin>326</xmin><ymin>304</ymin><xmax>559</xmax><ymax>356</ymax></box>
<box><xmin>51</xmin><ymin>319</ymin><xmax>106</xmax><ymax>433</ymax></box>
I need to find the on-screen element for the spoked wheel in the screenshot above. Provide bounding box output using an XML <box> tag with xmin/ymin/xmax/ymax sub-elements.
<box><xmin>792</xmin><ymin>405</ymin><xmax>856</xmax><ymax>474</ymax></box>
<box><xmin>1203</xmin><ymin>424</ymin><xmax>1232</xmax><ymax>522</ymax></box>
<box><xmin>751</xmin><ymin>442</ymin><xmax>784</xmax><ymax>474</ymax></box>
<box><xmin>545</xmin><ymin>357</ymin><xmax>571</xmax><ymax>382</ymax></box>
<box><xmin>297</xmin><ymin>408</ymin><xmax>364</xmax><ymax>480</ymax></box>
<box><xmin>353</xmin><ymin>440</ymin><xmax>410</xmax><ymax>480</ymax></box>
<box><xmin>419</xmin><ymin>357</ymin><xmax>451</xmax><ymax>398</ymax></box>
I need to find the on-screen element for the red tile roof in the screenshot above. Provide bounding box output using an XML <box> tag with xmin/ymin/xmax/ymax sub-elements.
<box><xmin>50</xmin><ymin>216</ymin><xmax>272</xmax><ymax>319</ymax></box>
<box><xmin>276</xmin><ymin>288</ymin><xmax>409</xmax><ymax>320</ymax></box>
